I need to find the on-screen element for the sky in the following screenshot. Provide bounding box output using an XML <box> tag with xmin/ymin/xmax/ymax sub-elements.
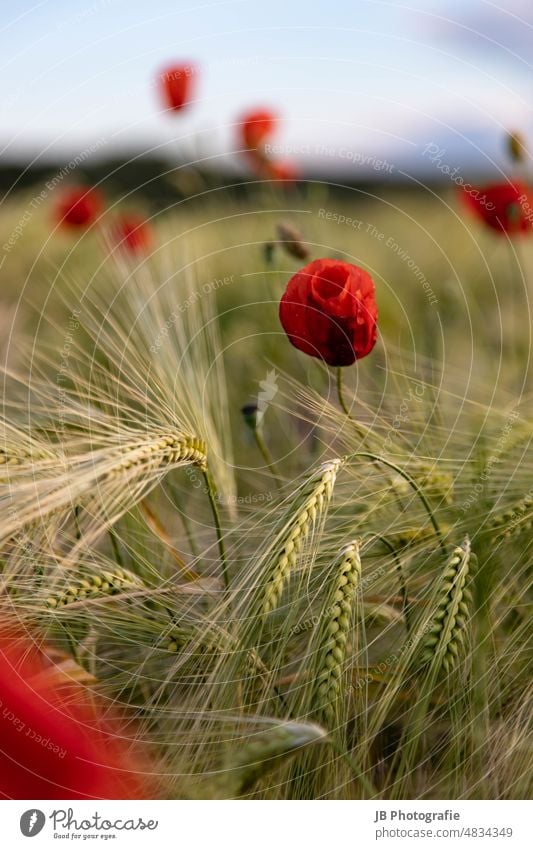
<box><xmin>2</xmin><ymin>0</ymin><xmax>533</xmax><ymax>178</ymax></box>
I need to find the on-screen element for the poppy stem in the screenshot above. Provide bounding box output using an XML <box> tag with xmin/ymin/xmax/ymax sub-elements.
<box><xmin>241</xmin><ymin>403</ymin><xmax>282</xmax><ymax>489</ymax></box>
<box><xmin>508</xmin><ymin>237</ymin><xmax>525</xmax><ymax>362</ymax></box>
<box><xmin>336</xmin><ymin>367</ymin><xmax>376</xmax><ymax>446</ymax></box>
<box><xmin>253</xmin><ymin>428</ymin><xmax>282</xmax><ymax>489</ymax></box>
<box><xmin>361</xmin><ymin>533</ymin><xmax>411</xmax><ymax>636</ymax></box>
<box><xmin>201</xmin><ymin>467</ymin><xmax>230</xmax><ymax>593</ymax></box>
<box><xmin>336</xmin><ymin>366</ymin><xmax>351</xmax><ymax>417</ymax></box>
<box><xmin>345</xmin><ymin>452</ymin><xmax>446</xmax><ymax>554</ymax></box>
<box><xmin>337</xmin><ymin>366</ymin><xmax>351</xmax><ymax>418</ymax></box>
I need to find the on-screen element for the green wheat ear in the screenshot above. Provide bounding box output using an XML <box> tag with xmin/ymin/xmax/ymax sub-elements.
<box><xmin>101</xmin><ymin>432</ymin><xmax>207</xmax><ymax>479</ymax></box>
<box><xmin>261</xmin><ymin>459</ymin><xmax>342</xmax><ymax>615</ymax></box>
<box><xmin>419</xmin><ymin>536</ymin><xmax>473</xmax><ymax>677</ymax></box>
<box><xmin>392</xmin><ymin>461</ymin><xmax>454</xmax><ymax>505</ymax></box>
<box><xmin>219</xmin><ymin>721</ymin><xmax>327</xmax><ymax>797</ymax></box>
<box><xmin>312</xmin><ymin>540</ymin><xmax>362</xmax><ymax>725</ymax></box>
<box><xmin>488</xmin><ymin>493</ymin><xmax>533</xmax><ymax>541</ymax></box>
<box><xmin>46</xmin><ymin>565</ymin><xmax>145</xmax><ymax>609</ymax></box>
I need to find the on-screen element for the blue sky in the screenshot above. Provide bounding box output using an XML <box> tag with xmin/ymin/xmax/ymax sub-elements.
<box><xmin>2</xmin><ymin>0</ymin><xmax>533</xmax><ymax>177</ymax></box>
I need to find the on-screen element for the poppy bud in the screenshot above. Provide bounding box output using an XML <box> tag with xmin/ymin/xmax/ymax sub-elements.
<box><xmin>276</xmin><ymin>222</ymin><xmax>309</xmax><ymax>260</ymax></box>
<box><xmin>241</xmin><ymin>403</ymin><xmax>259</xmax><ymax>430</ymax></box>
<box><xmin>263</xmin><ymin>242</ymin><xmax>276</xmax><ymax>265</ymax></box>
<box><xmin>507</xmin><ymin>131</ymin><xmax>527</xmax><ymax>164</ymax></box>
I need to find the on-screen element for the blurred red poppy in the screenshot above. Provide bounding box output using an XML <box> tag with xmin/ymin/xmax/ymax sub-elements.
<box><xmin>158</xmin><ymin>63</ymin><xmax>196</xmax><ymax>112</ymax></box>
<box><xmin>242</xmin><ymin>148</ymin><xmax>298</xmax><ymax>185</ymax></box>
<box><xmin>113</xmin><ymin>214</ymin><xmax>152</xmax><ymax>254</ymax></box>
<box><xmin>56</xmin><ymin>187</ymin><xmax>103</xmax><ymax>229</ymax></box>
<box><xmin>462</xmin><ymin>181</ymin><xmax>533</xmax><ymax>234</ymax></box>
<box><xmin>266</xmin><ymin>159</ymin><xmax>299</xmax><ymax>184</ymax></box>
<box><xmin>0</xmin><ymin>631</ymin><xmax>151</xmax><ymax>799</ymax></box>
<box><xmin>279</xmin><ymin>258</ymin><xmax>378</xmax><ymax>367</ymax></box>
<box><xmin>239</xmin><ymin>109</ymin><xmax>278</xmax><ymax>149</ymax></box>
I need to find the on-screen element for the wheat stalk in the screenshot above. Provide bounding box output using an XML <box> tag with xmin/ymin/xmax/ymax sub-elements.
<box><xmin>419</xmin><ymin>536</ymin><xmax>472</xmax><ymax>676</ymax></box>
<box><xmin>312</xmin><ymin>540</ymin><xmax>362</xmax><ymax>724</ymax></box>
<box><xmin>261</xmin><ymin>459</ymin><xmax>342</xmax><ymax>615</ymax></box>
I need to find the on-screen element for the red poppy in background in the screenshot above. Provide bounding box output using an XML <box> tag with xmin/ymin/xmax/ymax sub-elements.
<box><xmin>462</xmin><ymin>181</ymin><xmax>533</xmax><ymax>234</ymax></box>
<box><xmin>244</xmin><ymin>150</ymin><xmax>298</xmax><ymax>184</ymax></box>
<box><xmin>0</xmin><ymin>631</ymin><xmax>151</xmax><ymax>799</ymax></box>
<box><xmin>113</xmin><ymin>214</ymin><xmax>152</xmax><ymax>254</ymax></box>
<box><xmin>279</xmin><ymin>258</ymin><xmax>378</xmax><ymax>367</ymax></box>
<box><xmin>265</xmin><ymin>159</ymin><xmax>299</xmax><ymax>184</ymax></box>
<box><xmin>158</xmin><ymin>63</ymin><xmax>196</xmax><ymax>112</ymax></box>
<box><xmin>239</xmin><ymin>109</ymin><xmax>278</xmax><ymax>149</ymax></box>
<box><xmin>56</xmin><ymin>187</ymin><xmax>103</xmax><ymax>229</ymax></box>
<box><xmin>238</xmin><ymin>110</ymin><xmax>297</xmax><ymax>183</ymax></box>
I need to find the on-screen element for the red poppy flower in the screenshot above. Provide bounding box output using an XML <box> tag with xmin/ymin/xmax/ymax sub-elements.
<box><xmin>462</xmin><ymin>181</ymin><xmax>533</xmax><ymax>234</ymax></box>
<box><xmin>243</xmin><ymin>149</ymin><xmax>298</xmax><ymax>184</ymax></box>
<box><xmin>0</xmin><ymin>632</ymin><xmax>151</xmax><ymax>799</ymax></box>
<box><xmin>239</xmin><ymin>109</ymin><xmax>278</xmax><ymax>149</ymax></box>
<box><xmin>158</xmin><ymin>63</ymin><xmax>196</xmax><ymax>112</ymax></box>
<box><xmin>56</xmin><ymin>187</ymin><xmax>103</xmax><ymax>229</ymax></box>
<box><xmin>279</xmin><ymin>258</ymin><xmax>378</xmax><ymax>366</ymax></box>
<box><xmin>113</xmin><ymin>214</ymin><xmax>152</xmax><ymax>254</ymax></box>
<box><xmin>269</xmin><ymin>160</ymin><xmax>298</xmax><ymax>183</ymax></box>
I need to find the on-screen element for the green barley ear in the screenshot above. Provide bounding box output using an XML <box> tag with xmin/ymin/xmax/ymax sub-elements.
<box><xmin>45</xmin><ymin>564</ymin><xmax>145</xmax><ymax>610</ymax></box>
<box><xmin>419</xmin><ymin>536</ymin><xmax>473</xmax><ymax>676</ymax></box>
<box><xmin>101</xmin><ymin>432</ymin><xmax>207</xmax><ymax>477</ymax></box>
<box><xmin>0</xmin><ymin>427</ymin><xmax>207</xmax><ymax>548</ymax></box>
<box><xmin>261</xmin><ymin>459</ymin><xmax>342</xmax><ymax>615</ymax></box>
<box><xmin>389</xmin><ymin>523</ymin><xmax>451</xmax><ymax>549</ymax></box>
<box><xmin>312</xmin><ymin>540</ymin><xmax>362</xmax><ymax>725</ymax></box>
<box><xmin>412</xmin><ymin>461</ymin><xmax>454</xmax><ymax>505</ymax></box>
<box><xmin>488</xmin><ymin>493</ymin><xmax>533</xmax><ymax>541</ymax></box>
<box><xmin>0</xmin><ymin>421</ymin><xmax>58</xmax><ymax>468</ymax></box>
<box><xmin>219</xmin><ymin>721</ymin><xmax>327</xmax><ymax>797</ymax></box>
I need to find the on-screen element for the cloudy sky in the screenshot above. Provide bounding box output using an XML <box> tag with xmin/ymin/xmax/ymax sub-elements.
<box><xmin>2</xmin><ymin>0</ymin><xmax>532</xmax><ymax>177</ymax></box>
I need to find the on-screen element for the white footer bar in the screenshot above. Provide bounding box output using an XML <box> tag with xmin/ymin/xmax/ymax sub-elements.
<box><xmin>3</xmin><ymin>799</ymin><xmax>530</xmax><ymax>848</ymax></box>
